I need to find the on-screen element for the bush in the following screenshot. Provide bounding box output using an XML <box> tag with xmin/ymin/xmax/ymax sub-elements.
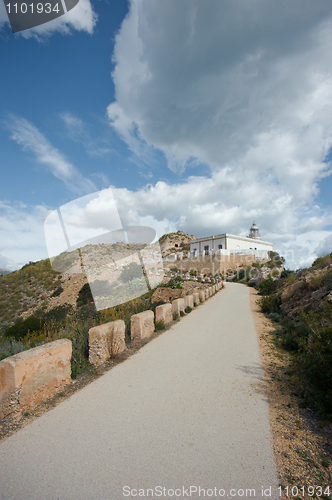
<box><xmin>42</xmin><ymin>304</ymin><xmax>73</xmax><ymax>323</ymax></box>
<box><xmin>77</xmin><ymin>283</ymin><xmax>94</xmax><ymax>306</ymax></box>
<box><xmin>173</xmin><ymin>312</ymin><xmax>179</xmax><ymax>321</ymax></box>
<box><xmin>69</xmin><ymin>325</ymin><xmax>90</xmax><ymax>379</ymax></box>
<box><xmin>180</xmin><ymin>311</ymin><xmax>185</xmax><ymax>317</ymax></box>
<box><xmin>166</xmin><ymin>279</ymin><xmax>184</xmax><ymax>289</ymax></box>
<box><xmin>185</xmin><ymin>306</ymin><xmax>192</xmax><ymax>313</ymax></box>
<box><xmin>4</xmin><ymin>315</ymin><xmax>45</xmax><ymax>340</ymax></box>
<box><xmin>257</xmin><ymin>276</ymin><xmax>274</xmax><ymax>295</ymax></box>
<box><xmin>268</xmin><ymin>312</ymin><xmax>281</xmax><ymax>322</ymax></box>
<box><xmin>312</xmin><ymin>253</ymin><xmax>332</xmax><ymax>269</ymax></box>
<box><xmin>0</xmin><ymin>339</ymin><xmax>24</xmax><ymax>360</ymax></box>
<box><xmin>280</xmin><ymin>270</ymin><xmax>294</xmax><ymax>279</ymax></box>
<box><xmin>155</xmin><ymin>320</ymin><xmax>165</xmax><ymax>331</ymax></box>
<box><xmin>50</xmin><ymin>286</ymin><xmax>63</xmax><ymax>298</ymax></box>
<box><xmin>257</xmin><ymin>295</ymin><xmax>280</xmax><ymax>314</ymax></box>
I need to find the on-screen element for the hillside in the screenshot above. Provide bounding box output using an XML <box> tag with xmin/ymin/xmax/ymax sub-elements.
<box><xmin>0</xmin><ymin>233</ymin><xmax>193</xmax><ymax>338</ymax></box>
<box><xmin>254</xmin><ymin>253</ymin><xmax>332</xmax><ymax>416</ymax></box>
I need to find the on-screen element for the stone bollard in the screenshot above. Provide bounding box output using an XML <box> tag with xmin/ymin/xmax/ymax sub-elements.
<box><xmin>172</xmin><ymin>298</ymin><xmax>185</xmax><ymax>317</ymax></box>
<box><xmin>184</xmin><ymin>294</ymin><xmax>194</xmax><ymax>309</ymax></box>
<box><xmin>0</xmin><ymin>339</ymin><xmax>72</xmax><ymax>416</ymax></box>
<box><xmin>131</xmin><ymin>310</ymin><xmax>155</xmax><ymax>342</ymax></box>
<box><xmin>199</xmin><ymin>290</ymin><xmax>206</xmax><ymax>302</ymax></box>
<box><xmin>193</xmin><ymin>292</ymin><xmax>200</xmax><ymax>305</ymax></box>
<box><xmin>155</xmin><ymin>303</ymin><xmax>173</xmax><ymax>325</ymax></box>
<box><xmin>89</xmin><ymin>320</ymin><xmax>126</xmax><ymax>366</ymax></box>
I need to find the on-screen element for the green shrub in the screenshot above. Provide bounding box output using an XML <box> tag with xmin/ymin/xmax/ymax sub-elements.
<box><xmin>312</xmin><ymin>253</ymin><xmax>332</xmax><ymax>269</ymax></box>
<box><xmin>194</xmin><ymin>302</ymin><xmax>198</xmax><ymax>307</ymax></box>
<box><xmin>155</xmin><ymin>320</ymin><xmax>165</xmax><ymax>331</ymax></box>
<box><xmin>268</xmin><ymin>312</ymin><xmax>281</xmax><ymax>322</ymax></box>
<box><xmin>4</xmin><ymin>315</ymin><xmax>45</xmax><ymax>340</ymax></box>
<box><xmin>165</xmin><ymin>279</ymin><xmax>184</xmax><ymax>289</ymax></box>
<box><xmin>180</xmin><ymin>311</ymin><xmax>185</xmax><ymax>317</ymax></box>
<box><xmin>43</xmin><ymin>304</ymin><xmax>73</xmax><ymax>323</ymax></box>
<box><xmin>173</xmin><ymin>312</ymin><xmax>179</xmax><ymax>321</ymax></box>
<box><xmin>257</xmin><ymin>294</ymin><xmax>280</xmax><ymax>314</ymax></box>
<box><xmin>50</xmin><ymin>286</ymin><xmax>63</xmax><ymax>298</ymax></box>
<box><xmin>257</xmin><ymin>276</ymin><xmax>274</xmax><ymax>295</ymax></box>
<box><xmin>77</xmin><ymin>283</ymin><xmax>94</xmax><ymax>306</ymax></box>
<box><xmin>280</xmin><ymin>270</ymin><xmax>294</xmax><ymax>280</ymax></box>
<box><xmin>0</xmin><ymin>339</ymin><xmax>24</xmax><ymax>360</ymax></box>
<box><xmin>185</xmin><ymin>306</ymin><xmax>192</xmax><ymax>313</ymax></box>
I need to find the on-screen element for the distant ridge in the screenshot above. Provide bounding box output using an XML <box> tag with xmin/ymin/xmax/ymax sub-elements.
<box><xmin>0</xmin><ymin>268</ymin><xmax>11</xmax><ymax>276</ymax></box>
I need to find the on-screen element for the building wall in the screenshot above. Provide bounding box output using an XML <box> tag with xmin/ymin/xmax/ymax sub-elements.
<box><xmin>190</xmin><ymin>233</ymin><xmax>273</xmax><ymax>256</ymax></box>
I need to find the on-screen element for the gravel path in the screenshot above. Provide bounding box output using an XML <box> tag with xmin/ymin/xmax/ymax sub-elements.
<box><xmin>0</xmin><ymin>283</ymin><xmax>279</xmax><ymax>500</ymax></box>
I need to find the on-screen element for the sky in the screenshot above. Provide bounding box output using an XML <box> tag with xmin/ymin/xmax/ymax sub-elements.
<box><xmin>1</xmin><ymin>0</ymin><xmax>332</xmax><ymax>271</ymax></box>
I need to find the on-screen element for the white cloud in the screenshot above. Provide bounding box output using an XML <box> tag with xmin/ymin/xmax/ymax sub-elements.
<box><xmin>314</xmin><ymin>233</ymin><xmax>332</xmax><ymax>258</ymax></box>
<box><xmin>60</xmin><ymin>112</ymin><xmax>85</xmax><ymax>141</ymax></box>
<box><xmin>0</xmin><ymin>201</ymin><xmax>49</xmax><ymax>270</ymax></box>
<box><xmin>106</xmin><ymin>0</ymin><xmax>332</xmax><ymax>268</ymax></box>
<box><xmin>0</xmin><ymin>0</ymin><xmax>97</xmax><ymax>38</ymax></box>
<box><xmin>6</xmin><ymin>115</ymin><xmax>96</xmax><ymax>194</ymax></box>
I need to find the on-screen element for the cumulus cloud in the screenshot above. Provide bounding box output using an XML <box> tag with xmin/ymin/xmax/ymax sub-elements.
<box><xmin>0</xmin><ymin>0</ymin><xmax>97</xmax><ymax>38</ymax></box>
<box><xmin>106</xmin><ymin>0</ymin><xmax>332</xmax><ymax>268</ymax></box>
<box><xmin>6</xmin><ymin>115</ymin><xmax>96</xmax><ymax>194</ymax></box>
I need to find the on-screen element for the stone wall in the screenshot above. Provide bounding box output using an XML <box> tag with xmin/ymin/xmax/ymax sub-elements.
<box><xmin>0</xmin><ymin>339</ymin><xmax>72</xmax><ymax>417</ymax></box>
<box><xmin>164</xmin><ymin>253</ymin><xmax>261</xmax><ymax>276</ymax></box>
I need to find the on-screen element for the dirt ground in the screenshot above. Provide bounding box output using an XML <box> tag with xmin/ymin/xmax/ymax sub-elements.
<box><xmin>250</xmin><ymin>287</ymin><xmax>332</xmax><ymax>499</ymax></box>
<box><xmin>1</xmin><ymin>287</ymin><xmax>332</xmax><ymax>500</ymax></box>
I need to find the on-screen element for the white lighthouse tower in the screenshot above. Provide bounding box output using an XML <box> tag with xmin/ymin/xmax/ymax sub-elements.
<box><xmin>248</xmin><ymin>222</ymin><xmax>261</xmax><ymax>240</ymax></box>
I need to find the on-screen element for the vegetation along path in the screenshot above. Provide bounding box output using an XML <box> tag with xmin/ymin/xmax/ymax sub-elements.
<box><xmin>0</xmin><ymin>283</ymin><xmax>278</xmax><ymax>500</ymax></box>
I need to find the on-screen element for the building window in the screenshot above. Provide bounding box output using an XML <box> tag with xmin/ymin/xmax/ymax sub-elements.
<box><xmin>204</xmin><ymin>245</ymin><xmax>209</xmax><ymax>256</ymax></box>
<box><xmin>218</xmin><ymin>244</ymin><xmax>223</xmax><ymax>249</ymax></box>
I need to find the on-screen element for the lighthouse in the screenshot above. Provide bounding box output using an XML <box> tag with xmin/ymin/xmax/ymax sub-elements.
<box><xmin>248</xmin><ymin>222</ymin><xmax>261</xmax><ymax>240</ymax></box>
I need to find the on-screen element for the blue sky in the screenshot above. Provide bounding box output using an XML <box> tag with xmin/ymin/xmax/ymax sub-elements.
<box><xmin>1</xmin><ymin>0</ymin><xmax>332</xmax><ymax>271</ymax></box>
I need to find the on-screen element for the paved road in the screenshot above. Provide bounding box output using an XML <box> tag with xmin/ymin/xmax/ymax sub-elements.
<box><xmin>0</xmin><ymin>283</ymin><xmax>279</xmax><ymax>500</ymax></box>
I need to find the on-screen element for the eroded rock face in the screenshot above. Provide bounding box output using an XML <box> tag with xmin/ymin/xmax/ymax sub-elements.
<box><xmin>0</xmin><ymin>339</ymin><xmax>72</xmax><ymax>417</ymax></box>
<box><xmin>131</xmin><ymin>311</ymin><xmax>155</xmax><ymax>342</ymax></box>
<box><xmin>89</xmin><ymin>320</ymin><xmax>126</xmax><ymax>366</ymax></box>
<box><xmin>193</xmin><ymin>292</ymin><xmax>200</xmax><ymax>305</ymax></box>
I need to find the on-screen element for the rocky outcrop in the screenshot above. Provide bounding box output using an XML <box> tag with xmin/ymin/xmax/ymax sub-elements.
<box><xmin>158</xmin><ymin>231</ymin><xmax>196</xmax><ymax>258</ymax></box>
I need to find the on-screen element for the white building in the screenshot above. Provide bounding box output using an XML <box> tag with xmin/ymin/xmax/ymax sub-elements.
<box><xmin>189</xmin><ymin>223</ymin><xmax>273</xmax><ymax>259</ymax></box>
